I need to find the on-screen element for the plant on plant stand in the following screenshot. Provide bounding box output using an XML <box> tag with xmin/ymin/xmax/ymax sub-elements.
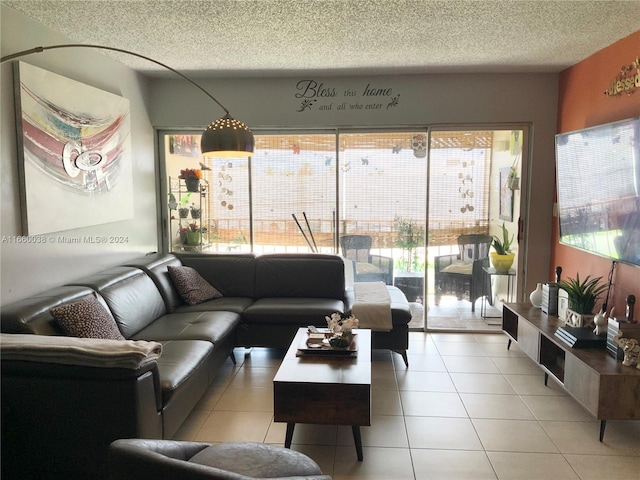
<box><xmin>179</xmin><ymin>168</ymin><xmax>203</xmax><ymax>192</ymax></box>
<box><xmin>490</xmin><ymin>222</ymin><xmax>515</xmax><ymax>273</ymax></box>
<box><xmin>557</xmin><ymin>274</ymin><xmax>607</xmax><ymax>327</ymax></box>
<box><xmin>185</xmin><ymin>223</ymin><xmax>207</xmax><ymax>246</ymax></box>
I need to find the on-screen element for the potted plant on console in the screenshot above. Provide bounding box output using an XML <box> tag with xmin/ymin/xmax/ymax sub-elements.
<box><xmin>557</xmin><ymin>274</ymin><xmax>607</xmax><ymax>328</ymax></box>
<box><xmin>490</xmin><ymin>222</ymin><xmax>515</xmax><ymax>273</ymax></box>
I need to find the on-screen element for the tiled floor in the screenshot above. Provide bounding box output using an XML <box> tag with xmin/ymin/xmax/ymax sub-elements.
<box><xmin>409</xmin><ymin>295</ymin><xmax>505</xmax><ymax>332</ymax></box>
<box><xmin>174</xmin><ymin>332</ymin><xmax>640</xmax><ymax>480</ymax></box>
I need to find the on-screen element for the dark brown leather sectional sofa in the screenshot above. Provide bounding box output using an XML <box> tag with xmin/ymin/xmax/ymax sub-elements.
<box><xmin>1</xmin><ymin>252</ymin><xmax>411</xmax><ymax>479</ymax></box>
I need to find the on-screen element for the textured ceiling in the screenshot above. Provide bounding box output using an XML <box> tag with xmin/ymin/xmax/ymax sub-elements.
<box><xmin>3</xmin><ymin>0</ymin><xmax>639</xmax><ymax>78</ymax></box>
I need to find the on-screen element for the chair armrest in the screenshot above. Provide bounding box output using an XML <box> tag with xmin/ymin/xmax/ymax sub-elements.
<box><xmin>370</xmin><ymin>255</ymin><xmax>393</xmax><ymax>285</ymax></box>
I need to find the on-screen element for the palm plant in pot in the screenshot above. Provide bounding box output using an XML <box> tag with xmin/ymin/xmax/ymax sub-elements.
<box><xmin>557</xmin><ymin>274</ymin><xmax>607</xmax><ymax>327</ymax></box>
<box><xmin>490</xmin><ymin>223</ymin><xmax>515</xmax><ymax>272</ymax></box>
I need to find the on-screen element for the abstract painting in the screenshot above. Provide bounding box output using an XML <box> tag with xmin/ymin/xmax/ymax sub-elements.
<box><xmin>15</xmin><ymin>62</ymin><xmax>133</xmax><ymax>235</ymax></box>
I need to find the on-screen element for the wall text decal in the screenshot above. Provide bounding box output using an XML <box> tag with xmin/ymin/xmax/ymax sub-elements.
<box><xmin>294</xmin><ymin>79</ymin><xmax>400</xmax><ymax>112</ymax></box>
<box><xmin>604</xmin><ymin>56</ymin><xmax>639</xmax><ymax>97</ymax></box>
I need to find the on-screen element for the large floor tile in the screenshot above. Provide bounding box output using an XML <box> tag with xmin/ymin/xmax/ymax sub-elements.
<box><xmin>372</xmin><ymin>388</ymin><xmax>403</xmax><ymax>415</ymax></box>
<box><xmin>487</xmin><ymin>452</ymin><xmax>579</xmax><ymax>479</ymax></box>
<box><xmin>194</xmin><ymin>410</ymin><xmax>273</xmax><ymax>443</ymax></box>
<box><xmin>442</xmin><ymin>355</ymin><xmax>501</xmax><ymax>374</ymax></box>
<box><xmin>288</xmin><ymin>445</ymin><xmax>336</xmax><ymax>477</ymax></box>
<box><xmin>332</xmin><ymin>446</ymin><xmax>415</xmax><ymax>480</ymax></box>
<box><xmin>396</xmin><ymin>353</ymin><xmax>447</xmax><ymax>372</ymax></box>
<box><xmin>371</xmin><ymin>367</ymin><xmax>398</xmax><ymax>391</ymax></box>
<box><xmin>227</xmin><ymin>365</ymin><xmax>279</xmax><ymax>388</ymax></box>
<box><xmin>405</xmin><ymin>416</ymin><xmax>483</xmax><ymax>450</ymax></box>
<box><xmin>411</xmin><ymin>449</ymin><xmax>497</xmax><ymax>480</ymax></box>
<box><xmin>504</xmin><ymin>373</ymin><xmax>566</xmax><ymax>396</ymax></box>
<box><xmin>337</xmin><ymin>414</ymin><xmax>409</xmax><ymax>448</ymax></box>
<box><xmin>435</xmin><ymin>341</ymin><xmax>490</xmax><ymax>356</ymax></box>
<box><xmin>214</xmin><ymin>386</ymin><xmax>274</xmax><ymax>411</ymax></box>
<box><xmin>400</xmin><ymin>391</ymin><xmax>468</xmax><ymax>417</ymax></box>
<box><xmin>396</xmin><ymin>370</ymin><xmax>456</xmax><ymax>392</ymax></box>
<box><xmin>460</xmin><ymin>393</ymin><xmax>536</xmax><ymax>420</ymax></box>
<box><xmin>541</xmin><ymin>420</ymin><xmax>639</xmax><ymax>456</ymax></box>
<box><xmin>564</xmin><ymin>453</ymin><xmax>640</xmax><ymax>480</ymax></box>
<box><xmin>481</xmin><ymin>341</ymin><xmax>528</xmax><ymax>357</ymax></box>
<box><xmin>520</xmin><ymin>395</ymin><xmax>594</xmax><ymax>421</ymax></box>
<box><xmin>472</xmin><ymin>419</ymin><xmax>558</xmax><ymax>453</ymax></box>
<box><xmin>450</xmin><ymin>373</ymin><xmax>517</xmax><ymax>394</ymax></box>
<box><xmin>491</xmin><ymin>356</ymin><xmax>541</xmax><ymax>375</ymax></box>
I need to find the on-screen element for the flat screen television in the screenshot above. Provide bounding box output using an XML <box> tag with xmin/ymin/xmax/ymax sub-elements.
<box><xmin>555</xmin><ymin>117</ymin><xmax>640</xmax><ymax>267</ymax></box>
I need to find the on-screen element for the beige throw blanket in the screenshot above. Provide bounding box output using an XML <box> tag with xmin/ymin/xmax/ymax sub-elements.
<box><xmin>0</xmin><ymin>334</ymin><xmax>163</xmax><ymax>370</ymax></box>
<box><xmin>352</xmin><ymin>281</ymin><xmax>392</xmax><ymax>331</ymax></box>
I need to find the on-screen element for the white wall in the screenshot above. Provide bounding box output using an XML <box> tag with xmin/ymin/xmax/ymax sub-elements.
<box><xmin>1</xmin><ymin>6</ymin><xmax>158</xmax><ymax>304</ymax></box>
<box><xmin>150</xmin><ymin>73</ymin><xmax>559</xmax><ymax>299</ymax></box>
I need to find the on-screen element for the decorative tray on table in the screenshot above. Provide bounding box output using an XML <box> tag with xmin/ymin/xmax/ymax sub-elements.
<box><xmin>296</xmin><ymin>330</ymin><xmax>358</xmax><ymax>357</ymax></box>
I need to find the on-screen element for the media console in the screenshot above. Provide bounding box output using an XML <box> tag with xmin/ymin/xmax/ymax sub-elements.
<box><xmin>502</xmin><ymin>303</ymin><xmax>640</xmax><ymax>441</ymax></box>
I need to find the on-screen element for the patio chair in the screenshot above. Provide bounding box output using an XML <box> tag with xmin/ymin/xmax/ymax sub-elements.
<box><xmin>434</xmin><ymin>234</ymin><xmax>492</xmax><ymax>311</ymax></box>
<box><xmin>339</xmin><ymin>235</ymin><xmax>393</xmax><ymax>285</ymax></box>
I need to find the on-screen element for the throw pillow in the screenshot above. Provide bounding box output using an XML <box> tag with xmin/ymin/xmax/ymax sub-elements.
<box><xmin>167</xmin><ymin>265</ymin><xmax>223</xmax><ymax>305</ymax></box>
<box><xmin>50</xmin><ymin>295</ymin><xmax>125</xmax><ymax>340</ymax></box>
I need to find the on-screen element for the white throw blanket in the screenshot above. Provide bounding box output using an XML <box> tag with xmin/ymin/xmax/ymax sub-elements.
<box><xmin>0</xmin><ymin>334</ymin><xmax>163</xmax><ymax>370</ymax></box>
<box><xmin>352</xmin><ymin>281</ymin><xmax>392</xmax><ymax>331</ymax></box>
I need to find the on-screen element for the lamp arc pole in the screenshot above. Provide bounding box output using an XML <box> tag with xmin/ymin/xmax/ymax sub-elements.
<box><xmin>1</xmin><ymin>44</ymin><xmax>254</xmax><ymax>157</ymax></box>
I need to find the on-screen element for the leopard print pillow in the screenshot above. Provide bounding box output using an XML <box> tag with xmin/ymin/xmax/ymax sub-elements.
<box><xmin>167</xmin><ymin>265</ymin><xmax>223</xmax><ymax>305</ymax></box>
<box><xmin>50</xmin><ymin>295</ymin><xmax>125</xmax><ymax>340</ymax></box>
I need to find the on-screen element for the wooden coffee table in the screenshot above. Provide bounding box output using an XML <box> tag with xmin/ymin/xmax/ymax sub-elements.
<box><xmin>273</xmin><ymin>328</ymin><xmax>371</xmax><ymax>461</ymax></box>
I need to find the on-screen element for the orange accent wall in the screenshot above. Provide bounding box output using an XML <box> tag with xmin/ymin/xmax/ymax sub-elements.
<box><xmin>553</xmin><ymin>31</ymin><xmax>640</xmax><ymax>318</ymax></box>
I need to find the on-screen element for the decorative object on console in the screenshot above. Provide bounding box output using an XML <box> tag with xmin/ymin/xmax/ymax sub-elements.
<box><xmin>529</xmin><ymin>283</ymin><xmax>543</xmax><ymax>308</ymax></box>
<box><xmin>490</xmin><ymin>222</ymin><xmax>515</xmax><ymax>273</ymax></box>
<box><xmin>325</xmin><ymin>312</ymin><xmax>359</xmax><ymax>349</ymax></box>
<box><xmin>541</xmin><ymin>283</ymin><xmax>559</xmax><ymax>315</ymax></box>
<box><xmin>593</xmin><ymin>309</ymin><xmax>608</xmax><ymax>336</ymax></box>
<box><xmin>626</xmin><ymin>294</ymin><xmax>636</xmax><ymax>323</ymax></box>
<box><xmin>557</xmin><ymin>274</ymin><xmax>607</xmax><ymax>327</ymax></box>
<box><xmin>607</xmin><ymin>313</ymin><xmax>640</xmax><ymax>360</ymax></box>
<box><xmin>1</xmin><ymin>44</ymin><xmax>254</xmax><ymax>159</ymax></box>
<box><xmin>614</xmin><ymin>335</ymin><xmax>640</xmax><ymax>368</ymax></box>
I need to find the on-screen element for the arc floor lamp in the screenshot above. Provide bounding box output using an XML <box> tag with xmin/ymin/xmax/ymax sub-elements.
<box><xmin>1</xmin><ymin>44</ymin><xmax>255</xmax><ymax>158</ymax></box>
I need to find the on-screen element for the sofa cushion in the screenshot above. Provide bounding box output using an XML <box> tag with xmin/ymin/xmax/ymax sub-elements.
<box><xmin>131</xmin><ymin>311</ymin><xmax>240</xmax><ymax>345</ymax></box>
<box><xmin>154</xmin><ymin>339</ymin><xmax>212</xmax><ymax>406</ymax></box>
<box><xmin>1</xmin><ymin>286</ymin><xmax>96</xmax><ymax>336</ymax></box>
<box><xmin>167</xmin><ymin>266</ymin><xmax>223</xmax><ymax>305</ymax></box>
<box><xmin>50</xmin><ymin>295</ymin><xmax>125</xmax><ymax>340</ymax></box>
<box><xmin>254</xmin><ymin>253</ymin><xmax>345</xmax><ymax>299</ymax></box>
<box><xmin>243</xmin><ymin>297</ymin><xmax>345</xmax><ymax>325</ymax></box>
<box><xmin>178</xmin><ymin>253</ymin><xmax>257</xmax><ymax>298</ymax></box>
<box><xmin>71</xmin><ymin>269</ymin><xmax>168</xmax><ymax>339</ymax></box>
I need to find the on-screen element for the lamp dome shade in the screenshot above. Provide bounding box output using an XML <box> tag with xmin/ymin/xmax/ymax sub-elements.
<box><xmin>201</xmin><ymin>114</ymin><xmax>254</xmax><ymax>158</ymax></box>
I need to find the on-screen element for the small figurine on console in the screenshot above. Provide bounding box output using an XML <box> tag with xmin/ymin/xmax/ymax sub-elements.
<box><xmin>614</xmin><ymin>334</ymin><xmax>640</xmax><ymax>368</ymax></box>
<box><xmin>592</xmin><ymin>308</ymin><xmax>607</xmax><ymax>336</ymax></box>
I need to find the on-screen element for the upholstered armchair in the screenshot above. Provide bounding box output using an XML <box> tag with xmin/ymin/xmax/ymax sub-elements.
<box><xmin>339</xmin><ymin>235</ymin><xmax>393</xmax><ymax>285</ymax></box>
<box><xmin>434</xmin><ymin>234</ymin><xmax>492</xmax><ymax>311</ymax></box>
<box><xmin>108</xmin><ymin>439</ymin><xmax>332</xmax><ymax>480</ymax></box>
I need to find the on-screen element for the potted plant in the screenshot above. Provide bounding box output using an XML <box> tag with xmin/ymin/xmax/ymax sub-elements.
<box><xmin>185</xmin><ymin>223</ymin><xmax>207</xmax><ymax>246</ymax></box>
<box><xmin>179</xmin><ymin>168</ymin><xmax>203</xmax><ymax>192</ymax></box>
<box><xmin>557</xmin><ymin>274</ymin><xmax>607</xmax><ymax>327</ymax></box>
<box><xmin>393</xmin><ymin>216</ymin><xmax>425</xmax><ymax>272</ymax></box>
<box><xmin>490</xmin><ymin>222</ymin><xmax>515</xmax><ymax>272</ymax></box>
